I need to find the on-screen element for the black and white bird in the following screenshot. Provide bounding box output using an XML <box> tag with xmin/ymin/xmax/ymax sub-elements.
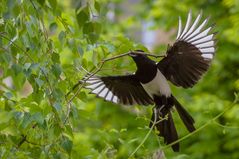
<box><xmin>83</xmin><ymin>11</ymin><xmax>216</xmax><ymax>151</ymax></box>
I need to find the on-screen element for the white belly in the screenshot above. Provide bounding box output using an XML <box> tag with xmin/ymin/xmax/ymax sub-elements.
<box><xmin>141</xmin><ymin>69</ymin><xmax>171</xmax><ymax>98</ymax></box>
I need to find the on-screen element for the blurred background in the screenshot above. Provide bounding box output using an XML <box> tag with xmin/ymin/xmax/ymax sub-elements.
<box><xmin>0</xmin><ymin>0</ymin><xmax>239</xmax><ymax>158</ymax></box>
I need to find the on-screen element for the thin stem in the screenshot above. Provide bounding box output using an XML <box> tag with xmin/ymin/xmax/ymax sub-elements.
<box><xmin>0</xmin><ymin>33</ymin><xmax>34</xmax><ymax>61</ymax></box>
<box><xmin>129</xmin><ymin>108</ymin><xmax>166</xmax><ymax>158</ymax></box>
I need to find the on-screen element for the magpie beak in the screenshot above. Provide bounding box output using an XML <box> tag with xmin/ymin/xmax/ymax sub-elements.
<box><xmin>83</xmin><ymin>11</ymin><xmax>216</xmax><ymax>152</ymax></box>
<box><xmin>128</xmin><ymin>50</ymin><xmax>145</xmax><ymax>57</ymax></box>
<box><xmin>129</xmin><ymin>52</ymin><xmax>137</xmax><ymax>57</ymax></box>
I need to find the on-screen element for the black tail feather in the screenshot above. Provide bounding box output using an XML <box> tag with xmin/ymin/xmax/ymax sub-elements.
<box><xmin>167</xmin><ymin>112</ymin><xmax>179</xmax><ymax>151</ymax></box>
<box><xmin>150</xmin><ymin>96</ymin><xmax>179</xmax><ymax>152</ymax></box>
<box><xmin>172</xmin><ymin>96</ymin><xmax>195</xmax><ymax>132</ymax></box>
<box><xmin>150</xmin><ymin>95</ymin><xmax>195</xmax><ymax>152</ymax></box>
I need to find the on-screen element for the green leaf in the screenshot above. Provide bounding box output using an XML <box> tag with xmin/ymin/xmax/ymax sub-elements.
<box><xmin>78</xmin><ymin>46</ymin><xmax>84</xmax><ymax>56</ymax></box>
<box><xmin>77</xmin><ymin>91</ymin><xmax>87</xmax><ymax>102</ymax></box>
<box><xmin>76</xmin><ymin>6</ymin><xmax>90</xmax><ymax>29</ymax></box>
<box><xmin>31</xmin><ymin>112</ymin><xmax>44</xmax><ymax>125</ymax></box>
<box><xmin>48</xmin><ymin>0</ymin><xmax>57</xmax><ymax>9</ymax></box>
<box><xmin>83</xmin><ymin>22</ymin><xmax>94</xmax><ymax>34</ymax></box>
<box><xmin>17</xmin><ymin>75</ymin><xmax>26</xmax><ymax>90</ymax></box>
<box><xmin>0</xmin><ymin>111</ymin><xmax>13</xmax><ymax>124</ymax></box>
<box><xmin>37</xmin><ymin>0</ymin><xmax>45</xmax><ymax>6</ymax></box>
<box><xmin>3</xmin><ymin>92</ymin><xmax>13</xmax><ymax>99</ymax></box>
<box><xmin>83</xmin><ymin>21</ymin><xmax>101</xmax><ymax>43</ymax></box>
<box><xmin>53</xmin><ymin>102</ymin><xmax>62</xmax><ymax>112</ymax></box>
<box><xmin>51</xmin><ymin>64</ymin><xmax>62</xmax><ymax>78</ymax></box>
<box><xmin>95</xmin><ymin>1</ymin><xmax>101</xmax><ymax>13</ymax></box>
<box><xmin>58</xmin><ymin>31</ymin><xmax>66</xmax><ymax>44</ymax></box>
<box><xmin>61</xmin><ymin>137</ymin><xmax>73</xmax><ymax>155</ymax></box>
<box><xmin>49</xmin><ymin>22</ymin><xmax>58</xmax><ymax>33</ymax></box>
<box><xmin>64</xmin><ymin>125</ymin><xmax>73</xmax><ymax>139</ymax></box>
<box><xmin>35</xmin><ymin>78</ymin><xmax>44</xmax><ymax>87</ymax></box>
<box><xmin>52</xmin><ymin>88</ymin><xmax>64</xmax><ymax>100</ymax></box>
<box><xmin>20</xmin><ymin>112</ymin><xmax>32</xmax><ymax>129</ymax></box>
<box><xmin>32</xmin><ymin>90</ymin><xmax>44</xmax><ymax>104</ymax></box>
<box><xmin>51</xmin><ymin>52</ymin><xmax>60</xmax><ymax>63</ymax></box>
<box><xmin>12</xmin><ymin>64</ymin><xmax>23</xmax><ymax>75</ymax></box>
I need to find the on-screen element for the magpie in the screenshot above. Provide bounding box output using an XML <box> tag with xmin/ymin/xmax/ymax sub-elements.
<box><xmin>83</xmin><ymin>11</ymin><xmax>216</xmax><ymax>151</ymax></box>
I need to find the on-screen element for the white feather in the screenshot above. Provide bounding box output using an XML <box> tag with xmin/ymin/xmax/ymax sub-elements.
<box><xmin>188</xmin><ymin>27</ymin><xmax>212</xmax><ymax>42</ymax></box>
<box><xmin>202</xmin><ymin>54</ymin><xmax>213</xmax><ymax>59</ymax></box>
<box><xmin>85</xmin><ymin>79</ymin><xmax>100</xmax><ymax>84</ymax></box>
<box><xmin>181</xmin><ymin>12</ymin><xmax>202</xmax><ymax>40</ymax></box>
<box><xmin>85</xmin><ymin>82</ymin><xmax>103</xmax><ymax>89</ymax></box>
<box><xmin>185</xmin><ymin>18</ymin><xmax>208</xmax><ymax>41</ymax></box>
<box><xmin>191</xmin><ymin>34</ymin><xmax>214</xmax><ymax>44</ymax></box>
<box><xmin>112</xmin><ymin>96</ymin><xmax>118</xmax><ymax>103</ymax></box>
<box><xmin>86</xmin><ymin>77</ymin><xmax>99</xmax><ymax>81</ymax></box>
<box><xmin>200</xmin><ymin>47</ymin><xmax>215</xmax><ymax>53</ymax></box>
<box><xmin>176</xmin><ymin>17</ymin><xmax>182</xmax><ymax>39</ymax></box>
<box><xmin>92</xmin><ymin>85</ymin><xmax>105</xmax><ymax>94</ymax></box>
<box><xmin>179</xmin><ymin>11</ymin><xmax>192</xmax><ymax>39</ymax></box>
<box><xmin>105</xmin><ymin>91</ymin><xmax>113</xmax><ymax>101</ymax></box>
<box><xmin>195</xmin><ymin>41</ymin><xmax>214</xmax><ymax>48</ymax></box>
<box><xmin>98</xmin><ymin>88</ymin><xmax>108</xmax><ymax>97</ymax></box>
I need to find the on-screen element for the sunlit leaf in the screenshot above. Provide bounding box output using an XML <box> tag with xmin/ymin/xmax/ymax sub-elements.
<box><xmin>76</xmin><ymin>6</ymin><xmax>90</xmax><ymax>29</ymax></box>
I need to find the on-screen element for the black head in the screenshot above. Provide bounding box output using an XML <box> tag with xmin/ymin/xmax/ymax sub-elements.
<box><xmin>129</xmin><ymin>50</ymin><xmax>157</xmax><ymax>83</ymax></box>
<box><xmin>129</xmin><ymin>50</ymin><xmax>155</xmax><ymax>63</ymax></box>
<box><xmin>129</xmin><ymin>50</ymin><xmax>148</xmax><ymax>60</ymax></box>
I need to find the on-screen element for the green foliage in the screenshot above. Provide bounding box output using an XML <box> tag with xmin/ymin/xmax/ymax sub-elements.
<box><xmin>0</xmin><ymin>0</ymin><xmax>239</xmax><ymax>158</ymax></box>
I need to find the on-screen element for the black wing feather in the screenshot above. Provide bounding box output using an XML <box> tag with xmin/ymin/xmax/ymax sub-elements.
<box><xmin>84</xmin><ymin>74</ymin><xmax>154</xmax><ymax>105</ymax></box>
<box><xmin>158</xmin><ymin>11</ymin><xmax>216</xmax><ymax>88</ymax></box>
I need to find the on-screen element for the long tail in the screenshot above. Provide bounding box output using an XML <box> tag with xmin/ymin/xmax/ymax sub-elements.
<box><xmin>150</xmin><ymin>95</ymin><xmax>195</xmax><ymax>152</ymax></box>
<box><xmin>172</xmin><ymin>96</ymin><xmax>195</xmax><ymax>132</ymax></box>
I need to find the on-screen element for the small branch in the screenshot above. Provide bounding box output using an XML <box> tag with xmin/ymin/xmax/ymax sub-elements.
<box><xmin>0</xmin><ymin>33</ymin><xmax>34</xmax><ymax>62</ymax></box>
<box><xmin>213</xmin><ymin>121</ymin><xmax>239</xmax><ymax>129</ymax></box>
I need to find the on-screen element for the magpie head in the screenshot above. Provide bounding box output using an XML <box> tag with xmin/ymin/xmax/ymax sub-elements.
<box><xmin>129</xmin><ymin>50</ymin><xmax>147</xmax><ymax>59</ymax></box>
<box><xmin>129</xmin><ymin>50</ymin><xmax>155</xmax><ymax>66</ymax></box>
<box><xmin>129</xmin><ymin>50</ymin><xmax>156</xmax><ymax>76</ymax></box>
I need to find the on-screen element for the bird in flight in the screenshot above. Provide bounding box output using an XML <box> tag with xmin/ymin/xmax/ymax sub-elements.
<box><xmin>83</xmin><ymin>11</ymin><xmax>216</xmax><ymax>151</ymax></box>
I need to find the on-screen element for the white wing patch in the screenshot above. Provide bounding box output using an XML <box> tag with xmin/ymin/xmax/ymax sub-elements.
<box><xmin>177</xmin><ymin>11</ymin><xmax>215</xmax><ymax>60</ymax></box>
<box><xmin>84</xmin><ymin>76</ymin><xmax>118</xmax><ymax>103</ymax></box>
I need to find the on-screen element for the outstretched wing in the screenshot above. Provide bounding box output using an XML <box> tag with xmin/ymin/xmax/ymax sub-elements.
<box><xmin>83</xmin><ymin>74</ymin><xmax>154</xmax><ymax>105</ymax></box>
<box><xmin>157</xmin><ymin>11</ymin><xmax>216</xmax><ymax>88</ymax></box>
